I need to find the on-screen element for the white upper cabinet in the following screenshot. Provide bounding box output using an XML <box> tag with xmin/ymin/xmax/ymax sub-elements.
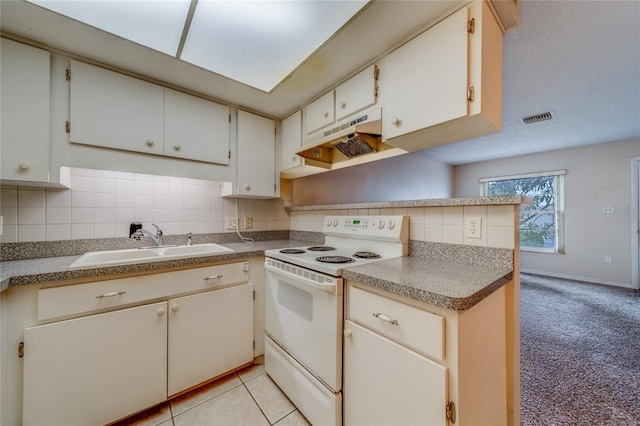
<box><xmin>304</xmin><ymin>91</ymin><xmax>335</xmax><ymax>135</ymax></box>
<box><xmin>335</xmin><ymin>65</ymin><xmax>378</xmax><ymax>121</ymax></box>
<box><xmin>0</xmin><ymin>38</ymin><xmax>51</xmax><ymax>184</ymax></box>
<box><xmin>69</xmin><ymin>61</ymin><xmax>231</xmax><ymax>165</ymax></box>
<box><xmin>303</xmin><ymin>64</ymin><xmax>378</xmax><ymax>140</ymax></box>
<box><xmin>70</xmin><ymin>60</ymin><xmax>165</xmax><ymax>156</ymax></box>
<box><xmin>380</xmin><ymin>1</ymin><xmax>503</xmax><ymax>152</ymax></box>
<box><xmin>164</xmin><ymin>88</ymin><xmax>230</xmax><ymax>165</ymax></box>
<box><xmin>280</xmin><ymin>110</ymin><xmax>303</xmax><ymax>171</ymax></box>
<box><xmin>381</xmin><ymin>6</ymin><xmax>469</xmax><ymax>141</ymax></box>
<box><xmin>235</xmin><ymin>110</ymin><xmax>276</xmax><ymax>198</ymax></box>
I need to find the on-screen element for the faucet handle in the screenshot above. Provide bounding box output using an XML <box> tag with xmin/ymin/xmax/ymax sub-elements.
<box><xmin>152</xmin><ymin>223</ymin><xmax>163</xmax><ymax>235</ymax></box>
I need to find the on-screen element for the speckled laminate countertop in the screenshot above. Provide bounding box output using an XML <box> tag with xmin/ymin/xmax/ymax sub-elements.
<box><xmin>286</xmin><ymin>195</ymin><xmax>530</xmax><ymax>211</ymax></box>
<box><xmin>342</xmin><ymin>257</ymin><xmax>513</xmax><ymax>310</ymax></box>
<box><xmin>0</xmin><ymin>240</ymin><xmax>304</xmax><ymax>291</ymax></box>
<box><xmin>1</xmin><ymin>240</ymin><xmax>513</xmax><ymax>311</ymax></box>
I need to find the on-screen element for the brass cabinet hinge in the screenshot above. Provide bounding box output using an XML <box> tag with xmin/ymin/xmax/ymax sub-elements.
<box><xmin>253</xmin><ymin>340</ymin><xmax>256</xmax><ymax>350</ymax></box>
<box><xmin>18</xmin><ymin>342</ymin><xmax>24</xmax><ymax>358</ymax></box>
<box><xmin>253</xmin><ymin>290</ymin><xmax>256</xmax><ymax>300</ymax></box>
<box><xmin>65</xmin><ymin>121</ymin><xmax>71</xmax><ymax>133</ymax></box>
<box><xmin>467</xmin><ymin>86</ymin><xmax>475</xmax><ymax>102</ymax></box>
<box><xmin>374</xmin><ymin>64</ymin><xmax>380</xmax><ymax>80</ymax></box>
<box><xmin>65</xmin><ymin>69</ymin><xmax>71</xmax><ymax>81</ymax></box>
<box><xmin>228</xmin><ymin>150</ymin><xmax>231</xmax><ymax>160</ymax></box>
<box><xmin>467</xmin><ymin>18</ymin><xmax>475</xmax><ymax>34</ymax></box>
<box><xmin>446</xmin><ymin>401</ymin><xmax>456</xmax><ymax>423</ymax></box>
<box><xmin>228</xmin><ymin>114</ymin><xmax>231</xmax><ymax>123</ymax></box>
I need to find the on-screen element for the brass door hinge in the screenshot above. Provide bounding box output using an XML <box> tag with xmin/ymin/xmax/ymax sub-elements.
<box><xmin>18</xmin><ymin>342</ymin><xmax>24</xmax><ymax>358</ymax></box>
<box><xmin>467</xmin><ymin>86</ymin><xmax>475</xmax><ymax>102</ymax></box>
<box><xmin>65</xmin><ymin>69</ymin><xmax>71</xmax><ymax>81</ymax></box>
<box><xmin>467</xmin><ymin>18</ymin><xmax>475</xmax><ymax>34</ymax></box>
<box><xmin>65</xmin><ymin>121</ymin><xmax>71</xmax><ymax>133</ymax></box>
<box><xmin>446</xmin><ymin>401</ymin><xmax>456</xmax><ymax>423</ymax></box>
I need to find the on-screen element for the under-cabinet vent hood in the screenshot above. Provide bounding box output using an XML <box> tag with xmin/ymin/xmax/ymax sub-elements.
<box><xmin>295</xmin><ymin>108</ymin><xmax>406</xmax><ymax>170</ymax></box>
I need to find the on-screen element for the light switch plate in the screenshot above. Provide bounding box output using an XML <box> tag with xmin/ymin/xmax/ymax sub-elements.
<box><xmin>465</xmin><ymin>216</ymin><xmax>482</xmax><ymax>239</ymax></box>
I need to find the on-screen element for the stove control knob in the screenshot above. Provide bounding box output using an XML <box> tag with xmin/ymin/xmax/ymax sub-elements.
<box><xmin>388</xmin><ymin>220</ymin><xmax>396</xmax><ymax>230</ymax></box>
<box><xmin>378</xmin><ymin>221</ymin><xmax>385</xmax><ymax>229</ymax></box>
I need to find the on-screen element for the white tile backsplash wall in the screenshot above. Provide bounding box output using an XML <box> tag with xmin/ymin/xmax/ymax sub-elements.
<box><xmin>289</xmin><ymin>205</ymin><xmax>516</xmax><ymax>250</ymax></box>
<box><xmin>0</xmin><ymin>167</ymin><xmax>289</xmax><ymax>243</ymax></box>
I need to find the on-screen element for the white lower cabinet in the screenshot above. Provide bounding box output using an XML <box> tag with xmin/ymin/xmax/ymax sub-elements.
<box><xmin>168</xmin><ymin>283</ymin><xmax>254</xmax><ymax>396</ymax></box>
<box><xmin>23</xmin><ymin>302</ymin><xmax>168</xmax><ymax>426</ymax></box>
<box><xmin>344</xmin><ymin>282</ymin><xmax>509</xmax><ymax>426</ymax></box>
<box><xmin>343</xmin><ymin>320</ymin><xmax>448</xmax><ymax>426</ymax></box>
<box><xmin>21</xmin><ymin>262</ymin><xmax>253</xmax><ymax>426</ymax></box>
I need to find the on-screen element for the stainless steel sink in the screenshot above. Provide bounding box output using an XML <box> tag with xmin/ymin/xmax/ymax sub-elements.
<box><xmin>68</xmin><ymin>243</ymin><xmax>234</xmax><ymax>270</ymax></box>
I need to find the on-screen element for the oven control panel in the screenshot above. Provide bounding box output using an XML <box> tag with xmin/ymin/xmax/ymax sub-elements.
<box><xmin>322</xmin><ymin>215</ymin><xmax>408</xmax><ymax>240</ymax></box>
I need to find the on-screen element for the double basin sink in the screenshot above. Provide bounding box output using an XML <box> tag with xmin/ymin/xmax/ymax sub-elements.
<box><xmin>68</xmin><ymin>243</ymin><xmax>234</xmax><ymax>270</ymax></box>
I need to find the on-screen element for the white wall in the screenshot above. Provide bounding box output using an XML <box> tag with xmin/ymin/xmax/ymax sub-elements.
<box><xmin>454</xmin><ymin>138</ymin><xmax>640</xmax><ymax>287</ymax></box>
<box><xmin>291</xmin><ymin>151</ymin><xmax>453</xmax><ymax>206</ymax></box>
<box><xmin>0</xmin><ymin>167</ymin><xmax>289</xmax><ymax>243</ymax></box>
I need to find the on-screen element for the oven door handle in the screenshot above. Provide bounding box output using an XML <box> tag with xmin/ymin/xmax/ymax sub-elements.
<box><xmin>264</xmin><ymin>261</ymin><xmax>340</xmax><ymax>294</ymax></box>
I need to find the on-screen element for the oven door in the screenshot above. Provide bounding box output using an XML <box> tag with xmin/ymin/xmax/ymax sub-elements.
<box><xmin>264</xmin><ymin>258</ymin><xmax>343</xmax><ymax>392</ymax></box>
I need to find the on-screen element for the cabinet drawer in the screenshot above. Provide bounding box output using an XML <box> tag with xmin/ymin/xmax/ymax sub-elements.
<box><xmin>348</xmin><ymin>285</ymin><xmax>444</xmax><ymax>361</ymax></box>
<box><xmin>38</xmin><ymin>262</ymin><xmax>249</xmax><ymax>321</ymax></box>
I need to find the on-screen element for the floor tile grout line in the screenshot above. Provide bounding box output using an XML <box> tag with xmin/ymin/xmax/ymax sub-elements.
<box><xmin>168</xmin><ymin>372</ymin><xmax>246</xmax><ymax>421</ymax></box>
<box><xmin>242</xmin><ymin>379</ymin><xmax>274</xmax><ymax>425</ymax></box>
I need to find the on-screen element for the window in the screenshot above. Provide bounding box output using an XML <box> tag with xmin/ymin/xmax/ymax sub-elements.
<box><xmin>480</xmin><ymin>170</ymin><xmax>566</xmax><ymax>253</ymax></box>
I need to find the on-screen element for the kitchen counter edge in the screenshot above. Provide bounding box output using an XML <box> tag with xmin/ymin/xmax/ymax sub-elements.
<box><xmin>0</xmin><ymin>240</ymin><xmax>303</xmax><ymax>292</ymax></box>
<box><xmin>342</xmin><ymin>256</ymin><xmax>513</xmax><ymax>311</ymax></box>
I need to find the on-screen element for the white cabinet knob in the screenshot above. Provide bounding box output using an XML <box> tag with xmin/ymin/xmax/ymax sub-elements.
<box><xmin>339</xmin><ymin>101</ymin><xmax>346</xmax><ymax>109</ymax></box>
<box><xmin>322</xmin><ymin>111</ymin><xmax>328</xmax><ymax>118</ymax></box>
<box><xmin>171</xmin><ymin>304</ymin><xmax>180</xmax><ymax>312</ymax></box>
<box><xmin>18</xmin><ymin>162</ymin><xmax>31</xmax><ymax>170</ymax></box>
<box><xmin>388</xmin><ymin>221</ymin><xmax>396</xmax><ymax>230</ymax></box>
<box><xmin>173</xmin><ymin>144</ymin><xmax>181</xmax><ymax>151</ymax></box>
<box><xmin>156</xmin><ymin>308</ymin><xmax>166</xmax><ymax>317</ymax></box>
<box><xmin>343</xmin><ymin>329</ymin><xmax>353</xmax><ymax>338</ymax></box>
<box><xmin>245</xmin><ymin>184</ymin><xmax>251</xmax><ymax>191</ymax></box>
<box><xmin>292</xmin><ymin>155</ymin><xmax>297</xmax><ymax>161</ymax></box>
<box><xmin>391</xmin><ymin>117</ymin><xmax>401</xmax><ymax>126</ymax></box>
<box><xmin>378</xmin><ymin>221</ymin><xmax>385</xmax><ymax>229</ymax></box>
<box><xmin>146</xmin><ymin>139</ymin><xmax>155</xmax><ymax>147</ymax></box>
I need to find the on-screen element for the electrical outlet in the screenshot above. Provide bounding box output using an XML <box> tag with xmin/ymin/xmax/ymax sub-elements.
<box><xmin>225</xmin><ymin>217</ymin><xmax>238</xmax><ymax>230</ymax></box>
<box><xmin>245</xmin><ymin>217</ymin><xmax>253</xmax><ymax>230</ymax></box>
<box><xmin>604</xmin><ymin>256</ymin><xmax>613</xmax><ymax>264</ymax></box>
<box><xmin>465</xmin><ymin>216</ymin><xmax>482</xmax><ymax>239</ymax></box>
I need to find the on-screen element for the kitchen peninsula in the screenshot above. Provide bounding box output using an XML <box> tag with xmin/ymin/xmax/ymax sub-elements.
<box><xmin>1</xmin><ymin>196</ymin><xmax>523</xmax><ymax>425</ymax></box>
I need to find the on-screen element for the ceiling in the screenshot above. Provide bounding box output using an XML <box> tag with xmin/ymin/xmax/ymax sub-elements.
<box><xmin>1</xmin><ymin>0</ymin><xmax>639</xmax><ymax>166</ymax></box>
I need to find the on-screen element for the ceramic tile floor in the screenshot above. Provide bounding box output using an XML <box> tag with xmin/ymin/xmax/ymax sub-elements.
<box><xmin>117</xmin><ymin>363</ymin><xmax>311</xmax><ymax>426</ymax></box>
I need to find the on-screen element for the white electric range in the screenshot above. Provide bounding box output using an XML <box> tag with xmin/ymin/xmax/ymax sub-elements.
<box><xmin>263</xmin><ymin>215</ymin><xmax>409</xmax><ymax>426</ymax></box>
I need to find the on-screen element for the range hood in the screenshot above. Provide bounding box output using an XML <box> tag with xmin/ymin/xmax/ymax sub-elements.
<box><xmin>295</xmin><ymin>108</ymin><xmax>406</xmax><ymax>170</ymax></box>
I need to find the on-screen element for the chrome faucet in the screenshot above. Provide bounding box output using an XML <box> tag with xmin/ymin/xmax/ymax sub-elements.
<box><xmin>131</xmin><ymin>223</ymin><xmax>164</xmax><ymax>246</ymax></box>
<box><xmin>186</xmin><ymin>233</ymin><xmax>192</xmax><ymax>246</ymax></box>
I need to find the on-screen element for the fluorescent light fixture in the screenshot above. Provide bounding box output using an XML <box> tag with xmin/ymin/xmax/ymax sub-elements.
<box><xmin>28</xmin><ymin>0</ymin><xmax>191</xmax><ymax>56</ymax></box>
<box><xmin>27</xmin><ymin>0</ymin><xmax>368</xmax><ymax>93</ymax></box>
<box><xmin>181</xmin><ymin>0</ymin><xmax>368</xmax><ymax>92</ymax></box>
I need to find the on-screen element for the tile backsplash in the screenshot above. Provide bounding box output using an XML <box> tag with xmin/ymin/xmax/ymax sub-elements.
<box><xmin>289</xmin><ymin>204</ymin><xmax>516</xmax><ymax>249</ymax></box>
<box><xmin>1</xmin><ymin>168</ymin><xmax>289</xmax><ymax>243</ymax></box>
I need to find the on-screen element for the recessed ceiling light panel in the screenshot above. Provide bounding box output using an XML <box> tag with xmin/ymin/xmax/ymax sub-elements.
<box><xmin>180</xmin><ymin>0</ymin><xmax>369</xmax><ymax>92</ymax></box>
<box><xmin>27</xmin><ymin>0</ymin><xmax>191</xmax><ymax>56</ymax></box>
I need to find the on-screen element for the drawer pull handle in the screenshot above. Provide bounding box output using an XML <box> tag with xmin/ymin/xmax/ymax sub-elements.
<box><xmin>204</xmin><ymin>274</ymin><xmax>224</xmax><ymax>281</ymax></box>
<box><xmin>372</xmin><ymin>312</ymin><xmax>399</xmax><ymax>325</ymax></box>
<box><xmin>95</xmin><ymin>291</ymin><xmax>126</xmax><ymax>299</ymax></box>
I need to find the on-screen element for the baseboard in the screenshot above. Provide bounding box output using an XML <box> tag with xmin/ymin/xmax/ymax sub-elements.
<box><xmin>520</xmin><ymin>269</ymin><xmax>634</xmax><ymax>289</ymax></box>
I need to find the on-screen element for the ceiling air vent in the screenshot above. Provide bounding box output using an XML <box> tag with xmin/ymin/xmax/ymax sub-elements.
<box><xmin>523</xmin><ymin>111</ymin><xmax>553</xmax><ymax>124</ymax></box>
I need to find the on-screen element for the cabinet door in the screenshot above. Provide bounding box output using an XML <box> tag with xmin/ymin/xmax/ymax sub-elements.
<box><xmin>281</xmin><ymin>110</ymin><xmax>303</xmax><ymax>170</ymax></box>
<box><xmin>382</xmin><ymin>6</ymin><xmax>469</xmax><ymax>140</ymax></box>
<box><xmin>0</xmin><ymin>39</ymin><xmax>50</xmax><ymax>183</ymax></box>
<box><xmin>237</xmin><ymin>110</ymin><xmax>276</xmax><ymax>197</ymax></box>
<box><xmin>168</xmin><ymin>283</ymin><xmax>254</xmax><ymax>396</ymax></box>
<box><xmin>304</xmin><ymin>91</ymin><xmax>335</xmax><ymax>135</ymax></box>
<box><xmin>343</xmin><ymin>320</ymin><xmax>448</xmax><ymax>426</ymax></box>
<box><xmin>335</xmin><ymin>65</ymin><xmax>377</xmax><ymax>121</ymax></box>
<box><xmin>23</xmin><ymin>302</ymin><xmax>168</xmax><ymax>426</ymax></box>
<box><xmin>69</xmin><ymin>60</ymin><xmax>164</xmax><ymax>155</ymax></box>
<box><xmin>164</xmin><ymin>88</ymin><xmax>230</xmax><ymax>165</ymax></box>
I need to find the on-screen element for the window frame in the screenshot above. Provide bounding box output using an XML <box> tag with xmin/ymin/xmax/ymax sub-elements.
<box><xmin>480</xmin><ymin>170</ymin><xmax>566</xmax><ymax>254</ymax></box>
